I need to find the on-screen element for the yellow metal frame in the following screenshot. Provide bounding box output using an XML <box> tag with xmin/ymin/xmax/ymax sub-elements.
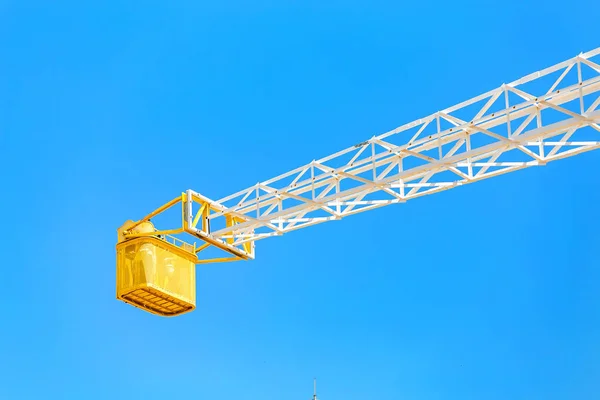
<box><xmin>118</xmin><ymin>192</ymin><xmax>254</xmax><ymax>265</ymax></box>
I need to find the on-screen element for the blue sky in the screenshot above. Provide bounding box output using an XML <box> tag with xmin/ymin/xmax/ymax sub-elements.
<box><xmin>1</xmin><ymin>1</ymin><xmax>599</xmax><ymax>399</ymax></box>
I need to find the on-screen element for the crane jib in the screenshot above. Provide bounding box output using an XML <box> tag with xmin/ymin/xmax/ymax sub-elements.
<box><xmin>116</xmin><ymin>47</ymin><xmax>600</xmax><ymax>317</ymax></box>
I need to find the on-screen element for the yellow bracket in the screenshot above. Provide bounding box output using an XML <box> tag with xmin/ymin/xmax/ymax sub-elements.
<box><xmin>196</xmin><ymin>257</ymin><xmax>241</xmax><ymax>265</ymax></box>
<box><xmin>192</xmin><ymin>203</ymin><xmax>207</xmax><ymax>229</ymax></box>
<box><xmin>118</xmin><ymin>191</ymin><xmax>255</xmax><ymax>265</ymax></box>
<box><xmin>194</xmin><ymin>242</ymin><xmax>211</xmax><ymax>254</ymax></box>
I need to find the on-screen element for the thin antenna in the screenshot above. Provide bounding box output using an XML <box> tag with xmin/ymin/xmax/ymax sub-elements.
<box><xmin>312</xmin><ymin>378</ymin><xmax>318</xmax><ymax>400</ymax></box>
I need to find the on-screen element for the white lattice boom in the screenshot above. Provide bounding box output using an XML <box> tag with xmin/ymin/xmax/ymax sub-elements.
<box><xmin>186</xmin><ymin>47</ymin><xmax>600</xmax><ymax>256</ymax></box>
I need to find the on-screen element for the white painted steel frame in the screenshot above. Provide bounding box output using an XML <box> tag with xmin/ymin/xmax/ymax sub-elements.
<box><xmin>186</xmin><ymin>48</ymin><xmax>600</xmax><ymax>256</ymax></box>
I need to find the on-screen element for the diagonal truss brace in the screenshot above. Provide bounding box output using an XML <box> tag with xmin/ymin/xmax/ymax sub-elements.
<box><xmin>174</xmin><ymin>48</ymin><xmax>600</xmax><ymax>254</ymax></box>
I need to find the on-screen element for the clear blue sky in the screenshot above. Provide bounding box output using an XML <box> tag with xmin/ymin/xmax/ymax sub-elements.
<box><xmin>1</xmin><ymin>1</ymin><xmax>599</xmax><ymax>399</ymax></box>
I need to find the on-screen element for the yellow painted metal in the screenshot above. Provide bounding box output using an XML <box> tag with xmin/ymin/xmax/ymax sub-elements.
<box><xmin>196</xmin><ymin>256</ymin><xmax>241</xmax><ymax>265</ymax></box>
<box><xmin>116</xmin><ymin>191</ymin><xmax>255</xmax><ymax>316</ymax></box>
<box><xmin>225</xmin><ymin>215</ymin><xmax>234</xmax><ymax>244</ymax></box>
<box><xmin>192</xmin><ymin>203</ymin><xmax>206</xmax><ymax>229</ymax></box>
<box><xmin>183</xmin><ymin>193</ymin><xmax>253</xmax><ymax>259</ymax></box>
<box><xmin>127</xmin><ymin>197</ymin><xmax>182</xmax><ymax>232</ymax></box>
<box><xmin>195</xmin><ymin>242</ymin><xmax>210</xmax><ymax>253</ymax></box>
<box><xmin>124</xmin><ymin>228</ymin><xmax>184</xmax><ymax>238</ymax></box>
<box><xmin>116</xmin><ymin>221</ymin><xmax>197</xmax><ymax>317</ymax></box>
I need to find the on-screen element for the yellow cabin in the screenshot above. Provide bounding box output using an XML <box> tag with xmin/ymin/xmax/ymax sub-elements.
<box><xmin>116</xmin><ymin>221</ymin><xmax>197</xmax><ymax>317</ymax></box>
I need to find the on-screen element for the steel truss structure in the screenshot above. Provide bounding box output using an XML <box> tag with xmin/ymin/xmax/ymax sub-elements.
<box><xmin>124</xmin><ymin>47</ymin><xmax>600</xmax><ymax>262</ymax></box>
